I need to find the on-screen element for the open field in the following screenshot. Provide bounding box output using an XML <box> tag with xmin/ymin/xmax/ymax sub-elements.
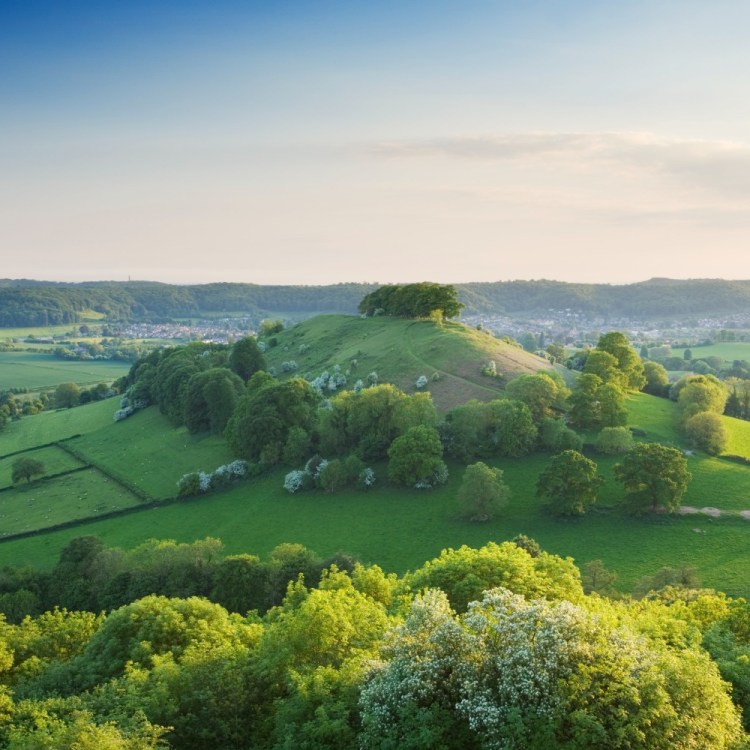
<box><xmin>0</xmin><ymin>445</ymin><xmax>85</xmax><ymax>488</ymax></box>
<box><xmin>0</xmin><ymin>398</ymin><xmax>116</xmax><ymax>454</ymax></box>
<box><xmin>70</xmin><ymin>407</ymin><xmax>234</xmax><ymax>499</ymax></box>
<box><xmin>689</xmin><ymin>342</ymin><xmax>750</xmax><ymax>362</ymax></box>
<box><xmin>0</xmin><ymin>394</ymin><xmax>750</xmax><ymax>597</ymax></box>
<box><xmin>3</xmin><ymin>364</ymin><xmax>750</xmax><ymax>596</ymax></box>
<box><xmin>0</xmin><ymin>351</ymin><xmax>129</xmax><ymax>390</ymax></box>
<box><xmin>0</xmin><ymin>468</ymin><xmax>142</xmax><ymax>538</ymax></box>
<box><xmin>0</xmin><ymin>450</ymin><xmax>749</xmax><ymax>596</ymax></box>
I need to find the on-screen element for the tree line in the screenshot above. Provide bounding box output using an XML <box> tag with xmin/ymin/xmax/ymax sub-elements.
<box><xmin>8</xmin><ymin>277</ymin><xmax>750</xmax><ymax>327</ymax></box>
<box><xmin>0</xmin><ymin>536</ymin><xmax>748</xmax><ymax>748</ymax></box>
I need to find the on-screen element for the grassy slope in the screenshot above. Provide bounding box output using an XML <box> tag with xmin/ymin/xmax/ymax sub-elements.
<box><xmin>264</xmin><ymin>315</ymin><xmax>561</xmax><ymax>411</ymax></box>
<box><xmin>0</xmin><ymin>351</ymin><xmax>130</xmax><ymax>390</ymax></box>
<box><xmin>70</xmin><ymin>408</ymin><xmax>233</xmax><ymax>499</ymax></box>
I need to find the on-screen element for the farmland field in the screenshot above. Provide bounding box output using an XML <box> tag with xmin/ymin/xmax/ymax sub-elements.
<box><xmin>0</xmin><ymin>468</ymin><xmax>142</xmax><ymax>538</ymax></box>
<box><xmin>689</xmin><ymin>342</ymin><xmax>750</xmax><ymax>362</ymax></box>
<box><xmin>0</xmin><ymin>398</ymin><xmax>116</xmax><ymax>454</ymax></box>
<box><xmin>0</xmin><ymin>351</ymin><xmax>129</xmax><ymax>390</ymax></box>
<box><xmin>0</xmin><ymin>445</ymin><xmax>85</xmax><ymax>488</ymax></box>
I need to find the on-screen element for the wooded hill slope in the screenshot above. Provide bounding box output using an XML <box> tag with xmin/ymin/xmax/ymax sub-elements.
<box><xmin>3</xmin><ymin>277</ymin><xmax>750</xmax><ymax>326</ymax></box>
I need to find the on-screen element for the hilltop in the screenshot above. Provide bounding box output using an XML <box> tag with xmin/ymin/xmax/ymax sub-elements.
<box><xmin>263</xmin><ymin>314</ymin><xmax>561</xmax><ymax>411</ymax></box>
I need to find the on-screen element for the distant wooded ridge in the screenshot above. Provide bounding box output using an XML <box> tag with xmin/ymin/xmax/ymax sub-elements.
<box><xmin>2</xmin><ymin>277</ymin><xmax>750</xmax><ymax>326</ymax></box>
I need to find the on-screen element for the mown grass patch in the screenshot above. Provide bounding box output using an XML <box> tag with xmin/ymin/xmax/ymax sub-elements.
<box><xmin>0</xmin><ymin>468</ymin><xmax>142</xmax><ymax>538</ymax></box>
<box><xmin>0</xmin><ymin>446</ymin><xmax>85</xmax><ymax>489</ymax></box>
<box><xmin>0</xmin><ymin>351</ymin><xmax>129</xmax><ymax>390</ymax></box>
<box><xmin>0</xmin><ymin>398</ymin><xmax>116</xmax><ymax>455</ymax></box>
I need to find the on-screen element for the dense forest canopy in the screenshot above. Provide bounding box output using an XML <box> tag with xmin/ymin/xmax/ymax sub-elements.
<box><xmin>3</xmin><ymin>278</ymin><xmax>750</xmax><ymax>326</ymax></box>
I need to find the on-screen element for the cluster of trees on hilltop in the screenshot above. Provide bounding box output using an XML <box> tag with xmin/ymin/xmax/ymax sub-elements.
<box><xmin>0</xmin><ymin>537</ymin><xmax>748</xmax><ymax>749</ymax></box>
<box><xmin>358</xmin><ymin>282</ymin><xmax>464</xmax><ymax>319</ymax></box>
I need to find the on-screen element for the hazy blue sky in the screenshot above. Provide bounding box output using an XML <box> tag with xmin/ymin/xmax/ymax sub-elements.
<box><xmin>2</xmin><ymin>1</ymin><xmax>750</xmax><ymax>284</ymax></box>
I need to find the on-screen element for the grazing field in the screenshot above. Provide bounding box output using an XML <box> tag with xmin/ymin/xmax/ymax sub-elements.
<box><xmin>0</xmin><ymin>468</ymin><xmax>142</xmax><ymax>538</ymax></box>
<box><xmin>0</xmin><ymin>398</ymin><xmax>116</xmax><ymax>454</ymax></box>
<box><xmin>70</xmin><ymin>407</ymin><xmax>233</xmax><ymax>499</ymax></box>
<box><xmin>2</xmin><ymin>425</ymin><xmax>750</xmax><ymax>596</ymax></box>
<box><xmin>0</xmin><ymin>351</ymin><xmax>129</xmax><ymax>390</ymax></box>
<box><xmin>0</xmin><ymin>445</ymin><xmax>85</xmax><ymax>488</ymax></box>
<box><xmin>2</xmin><ymin>370</ymin><xmax>750</xmax><ymax>597</ymax></box>
<box><xmin>688</xmin><ymin>342</ymin><xmax>750</xmax><ymax>363</ymax></box>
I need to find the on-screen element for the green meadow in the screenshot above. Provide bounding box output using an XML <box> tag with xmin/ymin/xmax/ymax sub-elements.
<box><xmin>0</xmin><ymin>468</ymin><xmax>142</xmax><ymax>538</ymax></box>
<box><xmin>0</xmin><ymin>351</ymin><xmax>129</xmax><ymax>390</ymax></box>
<box><xmin>0</xmin><ymin>445</ymin><xmax>84</xmax><ymax>488</ymax></box>
<box><xmin>689</xmin><ymin>341</ymin><xmax>750</xmax><ymax>362</ymax></box>
<box><xmin>1</xmin><ymin>391</ymin><xmax>750</xmax><ymax>597</ymax></box>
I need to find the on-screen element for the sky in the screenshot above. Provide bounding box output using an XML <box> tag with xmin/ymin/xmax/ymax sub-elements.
<box><xmin>2</xmin><ymin>0</ymin><xmax>750</xmax><ymax>285</ymax></box>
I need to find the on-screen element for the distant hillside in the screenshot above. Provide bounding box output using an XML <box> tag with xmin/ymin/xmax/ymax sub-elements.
<box><xmin>2</xmin><ymin>277</ymin><xmax>750</xmax><ymax>326</ymax></box>
<box><xmin>264</xmin><ymin>314</ymin><xmax>561</xmax><ymax>411</ymax></box>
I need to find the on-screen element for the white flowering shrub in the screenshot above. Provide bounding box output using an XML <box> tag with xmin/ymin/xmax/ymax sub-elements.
<box><xmin>415</xmin><ymin>375</ymin><xmax>428</xmax><ymax>389</ymax></box>
<box><xmin>482</xmin><ymin>360</ymin><xmax>498</xmax><ymax>377</ymax></box>
<box><xmin>198</xmin><ymin>472</ymin><xmax>211</xmax><ymax>492</ymax></box>
<box><xmin>354</xmin><ymin>379</ymin><xmax>364</xmax><ymax>393</ymax></box>
<box><xmin>281</xmin><ymin>360</ymin><xmax>298</xmax><ymax>372</ymax></box>
<box><xmin>284</xmin><ymin>470</ymin><xmax>308</xmax><ymax>493</ymax></box>
<box><xmin>257</xmin><ymin>340</ymin><xmax>267</xmax><ymax>353</ymax></box>
<box><xmin>299</xmin><ymin>343</ymin><xmax>310</xmax><ymax>354</ymax></box>
<box><xmin>120</xmin><ymin>396</ymin><xmax>129</xmax><ymax>408</ymax></box>
<box><xmin>361</xmin><ymin>586</ymin><xmax>717</xmax><ymax>750</ymax></box>
<box><xmin>358</xmin><ymin>467</ymin><xmax>376</xmax><ymax>489</ymax></box>
<box><xmin>414</xmin><ymin>462</ymin><xmax>449</xmax><ymax>489</ymax></box>
<box><xmin>113</xmin><ymin>406</ymin><xmax>134</xmax><ymax>422</ymax></box>
<box><xmin>367</xmin><ymin>371</ymin><xmax>379</xmax><ymax>386</ymax></box>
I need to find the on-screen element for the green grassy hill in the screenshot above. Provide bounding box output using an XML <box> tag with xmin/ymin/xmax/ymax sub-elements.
<box><xmin>263</xmin><ymin>315</ymin><xmax>562</xmax><ymax>410</ymax></box>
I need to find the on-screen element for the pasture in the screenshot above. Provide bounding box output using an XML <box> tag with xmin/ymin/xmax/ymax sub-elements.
<box><xmin>0</xmin><ymin>468</ymin><xmax>142</xmax><ymax>538</ymax></box>
<box><xmin>2</xmin><ymin>373</ymin><xmax>750</xmax><ymax>597</ymax></box>
<box><xmin>0</xmin><ymin>351</ymin><xmax>129</xmax><ymax>391</ymax></box>
<box><xmin>689</xmin><ymin>341</ymin><xmax>750</xmax><ymax>363</ymax></box>
<box><xmin>0</xmin><ymin>445</ymin><xmax>84</xmax><ymax>488</ymax></box>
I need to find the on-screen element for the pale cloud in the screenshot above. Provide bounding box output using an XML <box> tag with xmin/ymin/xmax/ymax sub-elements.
<box><xmin>372</xmin><ymin>132</ymin><xmax>750</xmax><ymax>199</ymax></box>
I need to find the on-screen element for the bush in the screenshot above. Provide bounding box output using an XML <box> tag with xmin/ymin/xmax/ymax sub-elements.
<box><xmin>415</xmin><ymin>375</ymin><xmax>429</xmax><ymax>389</ymax></box>
<box><xmin>595</xmin><ymin>426</ymin><xmax>634</xmax><ymax>455</ymax></box>
<box><xmin>284</xmin><ymin>470</ymin><xmax>309</xmax><ymax>494</ymax></box>
<box><xmin>685</xmin><ymin>412</ymin><xmax>728</xmax><ymax>455</ymax></box>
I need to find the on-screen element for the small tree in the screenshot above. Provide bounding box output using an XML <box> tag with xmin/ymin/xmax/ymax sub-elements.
<box><xmin>595</xmin><ymin>426</ymin><xmax>634</xmax><ymax>455</ymax></box>
<box><xmin>457</xmin><ymin>462</ymin><xmax>510</xmax><ymax>522</ymax></box>
<box><xmin>388</xmin><ymin>425</ymin><xmax>446</xmax><ymax>488</ymax></box>
<box><xmin>12</xmin><ymin>457</ymin><xmax>45</xmax><ymax>484</ymax></box>
<box><xmin>55</xmin><ymin>382</ymin><xmax>81</xmax><ymax>409</ymax></box>
<box><xmin>582</xmin><ymin>560</ymin><xmax>618</xmax><ymax>595</ymax></box>
<box><xmin>684</xmin><ymin>412</ymin><xmax>728</xmax><ymax>455</ymax></box>
<box><xmin>614</xmin><ymin>443</ymin><xmax>691</xmax><ymax>514</ymax></box>
<box><xmin>536</xmin><ymin>450</ymin><xmax>603</xmax><ymax>517</ymax></box>
<box><xmin>319</xmin><ymin>459</ymin><xmax>349</xmax><ymax>493</ymax></box>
